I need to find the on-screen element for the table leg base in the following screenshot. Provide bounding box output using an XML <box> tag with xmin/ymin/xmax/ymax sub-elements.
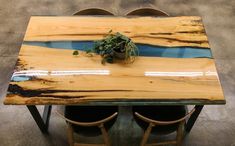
<box><xmin>185</xmin><ymin>105</ymin><xmax>204</xmax><ymax>133</ymax></box>
<box><xmin>27</xmin><ymin>105</ymin><xmax>52</xmax><ymax>133</ymax></box>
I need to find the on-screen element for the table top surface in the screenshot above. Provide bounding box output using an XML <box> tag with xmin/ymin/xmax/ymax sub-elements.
<box><xmin>4</xmin><ymin>16</ymin><xmax>225</xmax><ymax>105</ymax></box>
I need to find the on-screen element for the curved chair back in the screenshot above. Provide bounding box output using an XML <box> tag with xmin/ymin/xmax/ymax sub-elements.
<box><xmin>133</xmin><ymin>106</ymin><xmax>195</xmax><ymax>146</ymax></box>
<box><xmin>135</xmin><ymin>107</ymin><xmax>195</xmax><ymax>125</ymax></box>
<box><xmin>57</xmin><ymin>106</ymin><xmax>118</xmax><ymax>146</ymax></box>
<box><xmin>73</xmin><ymin>8</ymin><xmax>114</xmax><ymax>16</ymax></box>
<box><xmin>126</xmin><ymin>7</ymin><xmax>169</xmax><ymax>17</ymax></box>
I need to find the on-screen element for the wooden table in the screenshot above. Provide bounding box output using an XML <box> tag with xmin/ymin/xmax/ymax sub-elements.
<box><xmin>4</xmin><ymin>16</ymin><xmax>225</xmax><ymax>133</ymax></box>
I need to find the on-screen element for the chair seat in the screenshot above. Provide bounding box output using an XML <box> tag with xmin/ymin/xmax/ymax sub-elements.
<box><xmin>133</xmin><ymin>106</ymin><xmax>186</xmax><ymax>135</ymax></box>
<box><xmin>65</xmin><ymin>106</ymin><xmax>118</xmax><ymax>137</ymax></box>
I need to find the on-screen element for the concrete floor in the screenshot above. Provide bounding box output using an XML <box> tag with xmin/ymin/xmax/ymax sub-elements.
<box><xmin>0</xmin><ymin>0</ymin><xmax>235</xmax><ymax>145</ymax></box>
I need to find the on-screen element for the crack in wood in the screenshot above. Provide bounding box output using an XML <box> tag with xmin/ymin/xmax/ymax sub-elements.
<box><xmin>7</xmin><ymin>84</ymin><xmax>134</xmax><ymax>98</ymax></box>
<box><xmin>15</xmin><ymin>59</ymin><xmax>26</xmax><ymax>70</ymax></box>
<box><xmin>131</xmin><ymin>35</ymin><xmax>208</xmax><ymax>45</ymax></box>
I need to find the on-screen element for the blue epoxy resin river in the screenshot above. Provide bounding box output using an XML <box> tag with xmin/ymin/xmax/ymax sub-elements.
<box><xmin>23</xmin><ymin>41</ymin><xmax>213</xmax><ymax>58</ymax></box>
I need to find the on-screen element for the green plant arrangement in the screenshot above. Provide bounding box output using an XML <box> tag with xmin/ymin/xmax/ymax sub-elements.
<box><xmin>73</xmin><ymin>31</ymin><xmax>139</xmax><ymax>64</ymax></box>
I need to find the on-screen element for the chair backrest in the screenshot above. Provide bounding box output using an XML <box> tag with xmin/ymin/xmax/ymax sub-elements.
<box><xmin>134</xmin><ymin>107</ymin><xmax>193</xmax><ymax>146</ymax></box>
<box><xmin>135</xmin><ymin>107</ymin><xmax>195</xmax><ymax>126</ymax></box>
<box><xmin>57</xmin><ymin>106</ymin><xmax>118</xmax><ymax>136</ymax></box>
<box><xmin>58</xmin><ymin>111</ymin><xmax>118</xmax><ymax>127</ymax></box>
<box><xmin>126</xmin><ymin>7</ymin><xmax>169</xmax><ymax>17</ymax></box>
<box><xmin>73</xmin><ymin>8</ymin><xmax>114</xmax><ymax>16</ymax></box>
<box><xmin>57</xmin><ymin>107</ymin><xmax>118</xmax><ymax>146</ymax></box>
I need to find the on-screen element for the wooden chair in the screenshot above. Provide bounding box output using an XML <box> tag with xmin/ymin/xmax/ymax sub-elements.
<box><xmin>73</xmin><ymin>8</ymin><xmax>114</xmax><ymax>16</ymax></box>
<box><xmin>62</xmin><ymin>9</ymin><xmax>117</xmax><ymax>146</ymax></box>
<box><xmin>126</xmin><ymin>7</ymin><xmax>169</xmax><ymax>17</ymax></box>
<box><xmin>58</xmin><ymin>106</ymin><xmax>118</xmax><ymax>146</ymax></box>
<box><xmin>133</xmin><ymin>106</ymin><xmax>195</xmax><ymax>146</ymax></box>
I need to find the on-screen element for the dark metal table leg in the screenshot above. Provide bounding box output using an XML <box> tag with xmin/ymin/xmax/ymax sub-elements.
<box><xmin>185</xmin><ymin>105</ymin><xmax>204</xmax><ymax>133</ymax></box>
<box><xmin>27</xmin><ymin>105</ymin><xmax>52</xmax><ymax>133</ymax></box>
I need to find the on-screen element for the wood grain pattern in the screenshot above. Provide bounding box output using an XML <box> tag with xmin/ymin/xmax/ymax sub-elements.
<box><xmin>24</xmin><ymin>16</ymin><xmax>209</xmax><ymax>48</ymax></box>
<box><xmin>4</xmin><ymin>45</ymin><xmax>224</xmax><ymax>105</ymax></box>
<box><xmin>4</xmin><ymin>16</ymin><xmax>225</xmax><ymax>105</ymax></box>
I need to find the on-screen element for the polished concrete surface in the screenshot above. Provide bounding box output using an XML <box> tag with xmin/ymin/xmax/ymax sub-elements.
<box><xmin>0</xmin><ymin>0</ymin><xmax>235</xmax><ymax>146</ymax></box>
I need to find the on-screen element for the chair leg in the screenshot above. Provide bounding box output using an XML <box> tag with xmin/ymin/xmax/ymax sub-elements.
<box><xmin>67</xmin><ymin>123</ymin><xmax>74</xmax><ymax>146</ymax></box>
<box><xmin>141</xmin><ymin>123</ymin><xmax>154</xmax><ymax>146</ymax></box>
<box><xmin>176</xmin><ymin>121</ymin><xmax>185</xmax><ymax>146</ymax></box>
<box><xmin>99</xmin><ymin>124</ymin><xmax>111</xmax><ymax>146</ymax></box>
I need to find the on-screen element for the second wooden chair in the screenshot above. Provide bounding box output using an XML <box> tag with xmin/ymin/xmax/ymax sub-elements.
<box><xmin>133</xmin><ymin>106</ymin><xmax>195</xmax><ymax>146</ymax></box>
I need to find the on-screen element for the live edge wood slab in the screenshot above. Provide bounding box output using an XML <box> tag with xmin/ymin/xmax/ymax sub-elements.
<box><xmin>4</xmin><ymin>16</ymin><xmax>225</xmax><ymax>105</ymax></box>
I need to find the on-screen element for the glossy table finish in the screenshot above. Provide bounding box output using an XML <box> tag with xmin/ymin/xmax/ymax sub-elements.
<box><xmin>4</xmin><ymin>16</ymin><xmax>225</xmax><ymax>105</ymax></box>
